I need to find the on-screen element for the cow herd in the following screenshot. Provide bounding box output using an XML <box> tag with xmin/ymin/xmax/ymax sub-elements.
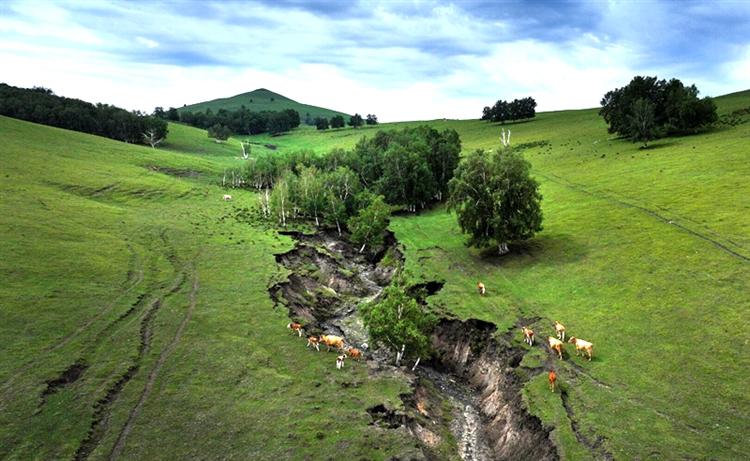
<box><xmin>519</xmin><ymin>320</ymin><xmax>594</xmax><ymax>393</ymax></box>
<box><xmin>287</xmin><ymin>322</ymin><xmax>364</xmax><ymax>370</ymax></box>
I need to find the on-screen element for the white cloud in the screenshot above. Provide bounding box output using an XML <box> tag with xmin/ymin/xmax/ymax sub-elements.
<box><xmin>0</xmin><ymin>0</ymin><xmax>747</xmax><ymax>122</ymax></box>
<box><xmin>135</xmin><ymin>36</ymin><xmax>158</xmax><ymax>49</ymax></box>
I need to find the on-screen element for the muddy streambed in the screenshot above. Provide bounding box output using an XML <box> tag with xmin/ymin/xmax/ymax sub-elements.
<box><xmin>269</xmin><ymin>230</ymin><xmax>557</xmax><ymax>460</ymax></box>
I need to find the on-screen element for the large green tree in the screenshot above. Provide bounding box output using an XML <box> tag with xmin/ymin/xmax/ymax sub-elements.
<box><xmin>600</xmin><ymin>75</ymin><xmax>717</xmax><ymax>141</ymax></box>
<box><xmin>361</xmin><ymin>285</ymin><xmax>437</xmax><ymax>368</ymax></box>
<box><xmin>448</xmin><ymin>148</ymin><xmax>543</xmax><ymax>255</ymax></box>
<box><xmin>347</xmin><ymin>194</ymin><xmax>390</xmax><ymax>253</ymax></box>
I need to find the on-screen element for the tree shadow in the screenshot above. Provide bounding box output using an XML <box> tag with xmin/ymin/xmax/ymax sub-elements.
<box><xmin>475</xmin><ymin>233</ymin><xmax>588</xmax><ymax>267</ymax></box>
<box><xmin>488</xmin><ymin>118</ymin><xmax>537</xmax><ymax>127</ymax></box>
<box><xmin>638</xmin><ymin>141</ymin><xmax>678</xmax><ymax>150</ymax></box>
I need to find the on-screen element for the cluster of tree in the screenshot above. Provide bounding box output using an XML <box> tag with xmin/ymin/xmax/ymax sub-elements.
<box><xmin>173</xmin><ymin>106</ymin><xmax>301</xmax><ymax>135</ymax></box>
<box><xmin>361</xmin><ymin>283</ymin><xmax>437</xmax><ymax>369</ymax></box>
<box><xmin>207</xmin><ymin>123</ymin><xmax>232</xmax><ymax>141</ymax></box>
<box><xmin>315</xmin><ymin>113</ymin><xmax>378</xmax><ymax>131</ymax></box>
<box><xmin>481</xmin><ymin>97</ymin><xmax>537</xmax><ymax>123</ymax></box>
<box><xmin>0</xmin><ymin>83</ymin><xmax>168</xmax><ymax>146</ymax></box>
<box><xmin>448</xmin><ymin>147</ymin><xmax>543</xmax><ymax>255</ymax></box>
<box><xmin>599</xmin><ymin>76</ymin><xmax>717</xmax><ymax>146</ymax></box>
<box><xmin>241</xmin><ymin>126</ymin><xmax>460</xmax><ymax>212</ymax></box>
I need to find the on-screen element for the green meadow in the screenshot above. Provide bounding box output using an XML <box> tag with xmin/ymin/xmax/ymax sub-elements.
<box><xmin>1</xmin><ymin>89</ymin><xmax>748</xmax><ymax>460</ymax></box>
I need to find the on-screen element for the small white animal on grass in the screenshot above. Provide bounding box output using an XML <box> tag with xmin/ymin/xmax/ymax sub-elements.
<box><xmin>521</xmin><ymin>326</ymin><xmax>535</xmax><ymax>346</ymax></box>
<box><xmin>554</xmin><ymin>321</ymin><xmax>566</xmax><ymax>341</ymax></box>
<box><xmin>568</xmin><ymin>337</ymin><xmax>594</xmax><ymax>361</ymax></box>
<box><xmin>336</xmin><ymin>354</ymin><xmax>346</xmax><ymax>370</ymax></box>
<box><xmin>548</xmin><ymin>336</ymin><xmax>564</xmax><ymax>360</ymax></box>
<box><xmin>222</xmin><ymin>194</ymin><xmax>232</xmax><ymax>201</ymax></box>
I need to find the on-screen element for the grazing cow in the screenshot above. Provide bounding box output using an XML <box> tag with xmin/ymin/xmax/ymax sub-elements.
<box><xmin>522</xmin><ymin>326</ymin><xmax>535</xmax><ymax>346</ymax></box>
<box><xmin>568</xmin><ymin>337</ymin><xmax>594</xmax><ymax>361</ymax></box>
<box><xmin>346</xmin><ymin>347</ymin><xmax>362</xmax><ymax>361</ymax></box>
<box><xmin>554</xmin><ymin>321</ymin><xmax>566</xmax><ymax>341</ymax></box>
<box><xmin>222</xmin><ymin>194</ymin><xmax>232</xmax><ymax>201</ymax></box>
<box><xmin>548</xmin><ymin>336</ymin><xmax>564</xmax><ymax>360</ymax></box>
<box><xmin>477</xmin><ymin>282</ymin><xmax>486</xmax><ymax>296</ymax></box>
<box><xmin>336</xmin><ymin>354</ymin><xmax>346</xmax><ymax>370</ymax></box>
<box><xmin>319</xmin><ymin>334</ymin><xmax>346</xmax><ymax>352</ymax></box>
<box><xmin>287</xmin><ymin>322</ymin><xmax>303</xmax><ymax>337</ymax></box>
<box><xmin>548</xmin><ymin>370</ymin><xmax>557</xmax><ymax>392</ymax></box>
<box><xmin>306</xmin><ymin>336</ymin><xmax>320</xmax><ymax>352</ymax></box>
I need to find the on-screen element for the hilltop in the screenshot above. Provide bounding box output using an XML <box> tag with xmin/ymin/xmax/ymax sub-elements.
<box><xmin>179</xmin><ymin>88</ymin><xmax>351</xmax><ymax>122</ymax></box>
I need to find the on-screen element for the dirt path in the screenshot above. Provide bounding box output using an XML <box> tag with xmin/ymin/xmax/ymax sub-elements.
<box><xmin>108</xmin><ymin>271</ymin><xmax>199</xmax><ymax>461</ymax></box>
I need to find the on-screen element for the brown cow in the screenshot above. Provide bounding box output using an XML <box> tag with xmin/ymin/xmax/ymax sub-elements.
<box><xmin>346</xmin><ymin>347</ymin><xmax>362</xmax><ymax>361</ymax></box>
<box><xmin>306</xmin><ymin>336</ymin><xmax>320</xmax><ymax>352</ymax></box>
<box><xmin>548</xmin><ymin>370</ymin><xmax>557</xmax><ymax>392</ymax></box>
<box><xmin>548</xmin><ymin>336</ymin><xmax>564</xmax><ymax>360</ymax></box>
<box><xmin>522</xmin><ymin>326</ymin><xmax>535</xmax><ymax>346</ymax></box>
<box><xmin>287</xmin><ymin>322</ymin><xmax>303</xmax><ymax>337</ymax></box>
<box><xmin>319</xmin><ymin>334</ymin><xmax>346</xmax><ymax>352</ymax></box>
<box><xmin>568</xmin><ymin>337</ymin><xmax>594</xmax><ymax>361</ymax></box>
<box><xmin>554</xmin><ymin>321</ymin><xmax>566</xmax><ymax>341</ymax></box>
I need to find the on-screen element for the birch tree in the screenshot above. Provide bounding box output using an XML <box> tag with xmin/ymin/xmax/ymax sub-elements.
<box><xmin>448</xmin><ymin>148</ymin><xmax>543</xmax><ymax>255</ymax></box>
<box><xmin>361</xmin><ymin>285</ymin><xmax>436</xmax><ymax>369</ymax></box>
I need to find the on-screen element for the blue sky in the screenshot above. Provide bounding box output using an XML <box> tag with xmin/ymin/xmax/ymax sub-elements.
<box><xmin>1</xmin><ymin>0</ymin><xmax>748</xmax><ymax>121</ymax></box>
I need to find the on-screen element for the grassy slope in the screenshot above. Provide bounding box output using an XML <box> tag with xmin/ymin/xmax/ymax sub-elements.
<box><xmin>180</xmin><ymin>88</ymin><xmax>351</xmax><ymax>121</ymax></box>
<box><xmin>241</xmin><ymin>90</ymin><xmax>750</xmax><ymax>459</ymax></box>
<box><xmin>390</xmin><ymin>91</ymin><xmax>750</xmax><ymax>459</ymax></box>
<box><xmin>0</xmin><ymin>116</ymin><xmax>418</xmax><ymax>460</ymax></box>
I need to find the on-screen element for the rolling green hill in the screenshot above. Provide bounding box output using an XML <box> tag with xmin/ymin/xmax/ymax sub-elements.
<box><xmin>180</xmin><ymin>88</ymin><xmax>351</xmax><ymax>122</ymax></box>
<box><xmin>1</xmin><ymin>87</ymin><xmax>748</xmax><ymax>460</ymax></box>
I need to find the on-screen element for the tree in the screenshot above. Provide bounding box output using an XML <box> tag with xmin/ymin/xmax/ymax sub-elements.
<box><xmin>324</xmin><ymin>167</ymin><xmax>361</xmax><ymax>235</ymax></box>
<box><xmin>366</xmin><ymin>114</ymin><xmax>378</xmax><ymax>125</ymax></box>
<box><xmin>240</xmin><ymin>140</ymin><xmax>251</xmax><ymax>159</ymax></box>
<box><xmin>628</xmin><ymin>98</ymin><xmax>657</xmax><ymax>148</ymax></box>
<box><xmin>330</xmin><ymin>115</ymin><xmax>345</xmax><ymax>128</ymax></box>
<box><xmin>270</xmin><ymin>172</ymin><xmax>294</xmax><ymax>227</ymax></box>
<box><xmin>448</xmin><ymin>148</ymin><xmax>543</xmax><ymax>255</ymax></box>
<box><xmin>314</xmin><ymin>117</ymin><xmax>329</xmax><ymax>130</ymax></box>
<box><xmin>297</xmin><ymin>165</ymin><xmax>325</xmax><ymax>226</ymax></box>
<box><xmin>600</xmin><ymin>75</ymin><xmax>717</xmax><ymax>142</ymax></box>
<box><xmin>143</xmin><ymin>129</ymin><xmax>164</xmax><ymax>148</ymax></box>
<box><xmin>207</xmin><ymin>123</ymin><xmax>231</xmax><ymax>142</ymax></box>
<box><xmin>361</xmin><ymin>285</ymin><xmax>437</xmax><ymax>368</ymax></box>
<box><xmin>348</xmin><ymin>113</ymin><xmax>364</xmax><ymax>128</ymax></box>
<box><xmin>347</xmin><ymin>194</ymin><xmax>390</xmax><ymax>253</ymax></box>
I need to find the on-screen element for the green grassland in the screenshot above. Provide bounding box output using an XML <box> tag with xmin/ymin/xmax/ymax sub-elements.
<box><xmin>1</xmin><ymin>87</ymin><xmax>748</xmax><ymax>460</ymax></box>
<box><xmin>180</xmin><ymin>88</ymin><xmax>351</xmax><ymax>121</ymax></box>
<box><xmin>241</xmin><ymin>90</ymin><xmax>750</xmax><ymax>459</ymax></box>
<box><xmin>0</xmin><ymin>116</ymin><xmax>419</xmax><ymax>460</ymax></box>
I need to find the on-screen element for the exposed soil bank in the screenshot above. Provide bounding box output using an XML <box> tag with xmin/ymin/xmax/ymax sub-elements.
<box><xmin>270</xmin><ymin>229</ymin><xmax>558</xmax><ymax>460</ymax></box>
<box><xmin>429</xmin><ymin>319</ymin><xmax>558</xmax><ymax>460</ymax></box>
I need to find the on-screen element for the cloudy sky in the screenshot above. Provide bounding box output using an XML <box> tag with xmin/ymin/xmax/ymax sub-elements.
<box><xmin>1</xmin><ymin>0</ymin><xmax>748</xmax><ymax>121</ymax></box>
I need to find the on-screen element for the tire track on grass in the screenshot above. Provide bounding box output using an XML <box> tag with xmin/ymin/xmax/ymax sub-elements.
<box><xmin>107</xmin><ymin>271</ymin><xmax>198</xmax><ymax>461</ymax></box>
<box><xmin>0</xmin><ymin>244</ymin><xmax>144</xmax><ymax>400</ymax></box>
<box><xmin>536</xmin><ymin>171</ymin><xmax>750</xmax><ymax>262</ymax></box>
<box><xmin>73</xmin><ymin>233</ymin><xmax>186</xmax><ymax>461</ymax></box>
